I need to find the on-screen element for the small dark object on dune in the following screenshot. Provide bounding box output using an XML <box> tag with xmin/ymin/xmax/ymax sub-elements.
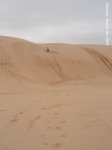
<box><xmin>46</xmin><ymin>47</ymin><xmax>50</xmax><ymax>52</ymax></box>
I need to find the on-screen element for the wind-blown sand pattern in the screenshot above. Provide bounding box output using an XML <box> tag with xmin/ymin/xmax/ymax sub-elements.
<box><xmin>0</xmin><ymin>36</ymin><xmax>112</xmax><ymax>150</ymax></box>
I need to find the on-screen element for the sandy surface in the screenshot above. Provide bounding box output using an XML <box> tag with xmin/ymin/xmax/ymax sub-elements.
<box><xmin>0</xmin><ymin>36</ymin><xmax>112</xmax><ymax>150</ymax></box>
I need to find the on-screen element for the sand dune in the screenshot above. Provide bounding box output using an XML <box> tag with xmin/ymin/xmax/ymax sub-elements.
<box><xmin>0</xmin><ymin>36</ymin><xmax>112</xmax><ymax>84</ymax></box>
<box><xmin>0</xmin><ymin>36</ymin><xmax>112</xmax><ymax>150</ymax></box>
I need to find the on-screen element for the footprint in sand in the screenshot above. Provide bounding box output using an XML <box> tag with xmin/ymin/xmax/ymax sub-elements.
<box><xmin>43</xmin><ymin>142</ymin><xmax>63</xmax><ymax>149</ymax></box>
<box><xmin>56</xmin><ymin>126</ymin><xmax>63</xmax><ymax>130</ymax></box>
<box><xmin>40</xmin><ymin>108</ymin><xmax>67</xmax><ymax>149</ymax></box>
<box><xmin>60</xmin><ymin>120</ymin><xmax>66</xmax><ymax>124</ymax></box>
<box><xmin>43</xmin><ymin>142</ymin><xmax>48</xmax><ymax>146</ymax></box>
<box><xmin>51</xmin><ymin>142</ymin><xmax>63</xmax><ymax>149</ymax></box>
<box><xmin>41</xmin><ymin>104</ymin><xmax>63</xmax><ymax>111</ymax></box>
<box><xmin>41</xmin><ymin>134</ymin><xmax>46</xmax><ymax>138</ymax></box>
<box><xmin>6</xmin><ymin>111</ymin><xmax>25</xmax><ymax>127</ymax></box>
<box><xmin>10</xmin><ymin>118</ymin><xmax>18</xmax><ymax>122</ymax></box>
<box><xmin>6</xmin><ymin>117</ymin><xmax>18</xmax><ymax>127</ymax></box>
<box><xmin>53</xmin><ymin>112</ymin><xmax>60</xmax><ymax>116</ymax></box>
<box><xmin>19</xmin><ymin>111</ymin><xmax>24</xmax><ymax>115</ymax></box>
<box><xmin>26</xmin><ymin>115</ymin><xmax>42</xmax><ymax>133</ymax></box>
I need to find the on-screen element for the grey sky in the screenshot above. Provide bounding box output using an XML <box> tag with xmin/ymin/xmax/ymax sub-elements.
<box><xmin>0</xmin><ymin>0</ymin><xmax>112</xmax><ymax>44</ymax></box>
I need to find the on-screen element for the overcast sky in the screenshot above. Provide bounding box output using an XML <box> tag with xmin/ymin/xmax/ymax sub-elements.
<box><xmin>0</xmin><ymin>0</ymin><xmax>112</xmax><ymax>44</ymax></box>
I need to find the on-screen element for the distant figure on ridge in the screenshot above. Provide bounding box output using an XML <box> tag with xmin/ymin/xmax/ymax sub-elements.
<box><xmin>46</xmin><ymin>47</ymin><xmax>50</xmax><ymax>53</ymax></box>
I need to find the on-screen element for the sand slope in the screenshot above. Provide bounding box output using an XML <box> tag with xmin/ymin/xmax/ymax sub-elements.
<box><xmin>0</xmin><ymin>36</ymin><xmax>112</xmax><ymax>85</ymax></box>
<box><xmin>0</xmin><ymin>36</ymin><xmax>112</xmax><ymax>150</ymax></box>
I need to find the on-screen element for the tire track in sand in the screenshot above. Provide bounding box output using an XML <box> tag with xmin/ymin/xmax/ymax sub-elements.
<box><xmin>82</xmin><ymin>47</ymin><xmax>112</xmax><ymax>73</ymax></box>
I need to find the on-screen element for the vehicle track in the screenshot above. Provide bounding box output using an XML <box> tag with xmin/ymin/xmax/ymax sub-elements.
<box><xmin>82</xmin><ymin>47</ymin><xmax>112</xmax><ymax>73</ymax></box>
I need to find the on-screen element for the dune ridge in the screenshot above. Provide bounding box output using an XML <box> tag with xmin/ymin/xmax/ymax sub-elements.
<box><xmin>0</xmin><ymin>36</ymin><xmax>112</xmax><ymax>85</ymax></box>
